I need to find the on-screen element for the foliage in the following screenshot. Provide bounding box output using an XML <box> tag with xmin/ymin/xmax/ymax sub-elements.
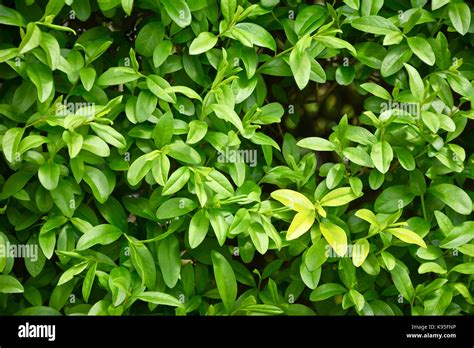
<box><xmin>0</xmin><ymin>0</ymin><xmax>473</xmax><ymax>316</ymax></box>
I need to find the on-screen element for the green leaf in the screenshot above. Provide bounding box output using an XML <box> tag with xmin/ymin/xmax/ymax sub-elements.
<box><xmin>310</xmin><ymin>283</ymin><xmax>346</xmax><ymax>301</ymax></box>
<box><xmin>271</xmin><ymin>189</ymin><xmax>314</xmax><ymax>212</ymax></box>
<box><xmin>343</xmin><ymin>147</ymin><xmax>374</xmax><ymax>168</ymax></box>
<box><xmin>211</xmin><ymin>250</ymin><xmax>237</xmax><ymax>313</ymax></box>
<box><xmin>79</xmin><ymin>67</ymin><xmax>96</xmax><ymax>91</ymax></box>
<box><xmin>355</xmin><ymin>42</ymin><xmax>385</xmax><ymax>69</ymax></box>
<box><xmin>448</xmin><ymin>2</ymin><xmax>471</xmax><ymax>35</ymax></box>
<box><xmin>287</xmin><ymin>209</ymin><xmax>315</xmax><ymax>240</ymax></box>
<box><xmin>432</xmin><ymin>0</ymin><xmax>450</xmax><ymax>10</ymax></box>
<box><xmin>416</xmin><ymin>245</ymin><xmax>443</xmax><ymax>260</ymax></box>
<box><xmin>418</xmin><ymin>262</ymin><xmax>447</xmax><ymax>274</ymax></box>
<box><xmin>135</xmin><ymin>90</ymin><xmax>157</xmax><ymax>123</ymax></box>
<box><xmin>26</xmin><ymin>63</ymin><xmax>54</xmax><ymax>103</ymax></box>
<box><xmin>164</xmin><ymin>86</ymin><xmax>202</xmax><ymax>101</ymax></box>
<box><xmin>294</xmin><ymin>5</ymin><xmax>327</xmax><ymax>35</ymax></box>
<box><xmin>167</xmin><ymin>142</ymin><xmax>201</xmax><ymax>164</ymax></box>
<box><xmin>83</xmin><ymin>165</ymin><xmax>112</xmax><ymax>204</ymax></box>
<box><xmin>135</xmin><ymin>291</ymin><xmax>184</xmax><ymax>307</ymax></box>
<box><xmin>335</xmin><ymin>66</ymin><xmax>355</xmax><ymax>85</ymax></box>
<box><xmin>76</xmin><ymin>224</ymin><xmax>123</xmax><ymax>250</ymax></box>
<box><xmin>97</xmin><ymin>67</ymin><xmax>141</xmax><ymax>86</ymax></box>
<box><xmin>326</xmin><ymin>163</ymin><xmax>345</xmax><ymax>189</ymax></box>
<box><xmin>19</xmin><ymin>23</ymin><xmax>42</xmax><ymax>54</ymax></box>
<box><xmin>394</xmin><ymin>147</ymin><xmax>415</xmax><ymax>171</ymax></box>
<box><xmin>306</xmin><ymin>238</ymin><xmax>328</xmax><ymax>271</ymax></box>
<box><xmin>381</xmin><ymin>45</ymin><xmax>413</xmax><ymax>77</ymax></box>
<box><xmin>360</xmin><ymin>82</ymin><xmax>391</xmax><ymax>100</ymax></box>
<box><xmin>361</xmin><ymin>0</ymin><xmax>383</xmax><ymax>16</ymax></box>
<box><xmin>421</xmin><ymin>111</ymin><xmax>440</xmax><ymax>133</ymax></box>
<box><xmin>153</xmin><ymin>40</ymin><xmax>173</xmax><ymax>67</ymax></box>
<box><xmin>189</xmin><ymin>32</ymin><xmax>218</xmax><ymax>55</ymax></box>
<box><xmin>320</xmin><ymin>219</ymin><xmax>347</xmax><ymax>257</ymax></box>
<box><xmin>206</xmin><ymin>170</ymin><xmax>234</xmax><ymax>197</ymax></box>
<box><xmin>297</xmin><ymin>137</ymin><xmax>336</xmax><ymax>151</ymax></box>
<box><xmin>156</xmin><ymin>197</ymin><xmax>197</xmax><ymax>219</ymax></box>
<box><xmin>121</xmin><ymin>0</ymin><xmax>133</xmax><ymax>15</ymax></box>
<box><xmin>129</xmin><ymin>240</ymin><xmax>156</xmax><ymax>289</ymax></box>
<box><xmin>249</xmin><ymin>222</ymin><xmax>269</xmax><ymax>254</ymax></box>
<box><xmin>0</xmin><ymin>5</ymin><xmax>26</xmax><ymax>26</ymax></box>
<box><xmin>289</xmin><ymin>42</ymin><xmax>311</xmax><ymax>90</ymax></box>
<box><xmin>127</xmin><ymin>152</ymin><xmax>155</xmax><ymax>186</ymax></box>
<box><xmin>355</xmin><ymin>209</ymin><xmax>378</xmax><ymax>226</ymax></box>
<box><xmin>189</xmin><ymin>209</ymin><xmax>209</xmax><ymax>249</ymax></box>
<box><xmin>352</xmin><ymin>239</ymin><xmax>370</xmax><ymax>267</ymax></box>
<box><xmin>374</xmin><ymin>185</ymin><xmax>415</xmax><ymax>213</ymax></box>
<box><xmin>381</xmin><ymin>251</ymin><xmax>396</xmax><ymax>271</ymax></box>
<box><xmin>96</xmin><ymin>197</ymin><xmax>128</xmax><ymax>232</ymax></box>
<box><xmin>2</xmin><ymin>127</ymin><xmax>24</xmax><ymax>163</ymax></box>
<box><xmin>153</xmin><ymin>113</ymin><xmax>174</xmax><ymax>148</ymax></box>
<box><xmin>0</xmin><ymin>275</ymin><xmax>24</xmax><ymax>293</ymax></box>
<box><xmin>439</xmin><ymin>222</ymin><xmax>474</xmax><ymax>248</ymax></box>
<box><xmin>235</xmin><ymin>23</ymin><xmax>276</xmax><ymax>52</ymax></box>
<box><xmin>404</xmin><ymin>63</ymin><xmax>424</xmax><ymax>101</ymax></box>
<box><xmin>162</xmin><ymin>166</ymin><xmax>190</xmax><ymax>195</ymax></box>
<box><xmin>160</xmin><ymin>0</ymin><xmax>191</xmax><ymax>28</ymax></box>
<box><xmin>57</xmin><ymin>261</ymin><xmax>89</xmax><ymax>286</ymax></box>
<box><xmin>186</xmin><ymin>120</ymin><xmax>208</xmax><ymax>144</ymax></box>
<box><xmin>386</xmin><ymin>228</ymin><xmax>427</xmax><ymax>248</ymax></box>
<box><xmin>82</xmin><ymin>135</ymin><xmax>110</xmax><ymax>157</ymax></box>
<box><xmin>428</xmin><ymin>184</ymin><xmax>472</xmax><ymax>215</ymax></box>
<box><xmin>38</xmin><ymin>161</ymin><xmax>60</xmax><ymax>190</ymax></box>
<box><xmin>390</xmin><ymin>261</ymin><xmax>415</xmax><ymax>302</ymax></box>
<box><xmin>349</xmin><ymin>289</ymin><xmax>365</xmax><ymax>311</ymax></box>
<box><xmin>320</xmin><ymin>187</ymin><xmax>359</xmax><ymax>207</ymax></box>
<box><xmin>449</xmin><ymin>262</ymin><xmax>474</xmax><ymax>274</ymax></box>
<box><xmin>97</xmin><ymin>0</ymin><xmax>121</xmax><ymax>11</ymax></box>
<box><xmin>300</xmin><ymin>261</ymin><xmax>321</xmax><ymax>290</ymax></box>
<box><xmin>209</xmin><ymin>209</ymin><xmax>229</xmax><ymax>246</ymax></box>
<box><xmin>82</xmin><ymin>262</ymin><xmax>97</xmax><ymax>303</ymax></box>
<box><xmin>221</xmin><ymin>0</ymin><xmax>236</xmax><ymax>21</ymax></box>
<box><xmin>158</xmin><ymin>235</ymin><xmax>181</xmax><ymax>288</ymax></box>
<box><xmin>135</xmin><ymin>21</ymin><xmax>165</xmax><ymax>57</ymax></box>
<box><xmin>40</xmin><ymin>32</ymin><xmax>61</xmax><ymax>70</ymax></box>
<box><xmin>50</xmin><ymin>179</ymin><xmax>76</xmax><ymax>218</ymax></box>
<box><xmin>15</xmin><ymin>306</ymin><xmax>61</xmax><ymax>315</ymax></box>
<box><xmin>407</xmin><ymin>36</ymin><xmax>435</xmax><ymax>66</ymax></box>
<box><xmin>351</xmin><ymin>16</ymin><xmax>400</xmax><ymax>35</ymax></box>
<box><xmin>424</xmin><ymin>287</ymin><xmax>452</xmax><ymax>315</ymax></box>
<box><xmin>453</xmin><ymin>283</ymin><xmax>474</xmax><ymax>305</ymax></box>
<box><xmin>211</xmin><ymin>104</ymin><xmax>244</xmax><ymax>133</ymax></box>
<box><xmin>314</xmin><ymin>36</ymin><xmax>356</xmax><ymax>56</ymax></box>
<box><xmin>0</xmin><ymin>47</ymin><xmax>19</xmax><ymax>63</ymax></box>
<box><xmin>62</xmin><ymin>130</ymin><xmax>83</xmax><ymax>158</ymax></box>
<box><xmin>370</xmin><ymin>140</ymin><xmax>393</xmax><ymax>174</ymax></box>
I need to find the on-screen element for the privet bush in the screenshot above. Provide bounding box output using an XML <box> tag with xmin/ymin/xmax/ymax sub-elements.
<box><xmin>0</xmin><ymin>0</ymin><xmax>473</xmax><ymax>316</ymax></box>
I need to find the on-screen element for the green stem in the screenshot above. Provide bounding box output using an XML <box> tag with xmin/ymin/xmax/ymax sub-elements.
<box><xmin>256</xmin><ymin>46</ymin><xmax>293</xmax><ymax>73</ymax></box>
<box><xmin>420</xmin><ymin>194</ymin><xmax>427</xmax><ymax>221</ymax></box>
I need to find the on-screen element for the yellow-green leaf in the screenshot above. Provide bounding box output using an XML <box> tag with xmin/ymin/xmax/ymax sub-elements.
<box><xmin>319</xmin><ymin>219</ymin><xmax>347</xmax><ymax>257</ymax></box>
<box><xmin>271</xmin><ymin>189</ymin><xmax>314</xmax><ymax>212</ymax></box>
<box><xmin>352</xmin><ymin>239</ymin><xmax>370</xmax><ymax>267</ymax></box>
<box><xmin>319</xmin><ymin>187</ymin><xmax>359</xmax><ymax>207</ymax></box>
<box><xmin>287</xmin><ymin>209</ymin><xmax>315</xmax><ymax>240</ymax></box>
<box><xmin>385</xmin><ymin>227</ymin><xmax>427</xmax><ymax>248</ymax></box>
<box><xmin>355</xmin><ymin>209</ymin><xmax>378</xmax><ymax>226</ymax></box>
